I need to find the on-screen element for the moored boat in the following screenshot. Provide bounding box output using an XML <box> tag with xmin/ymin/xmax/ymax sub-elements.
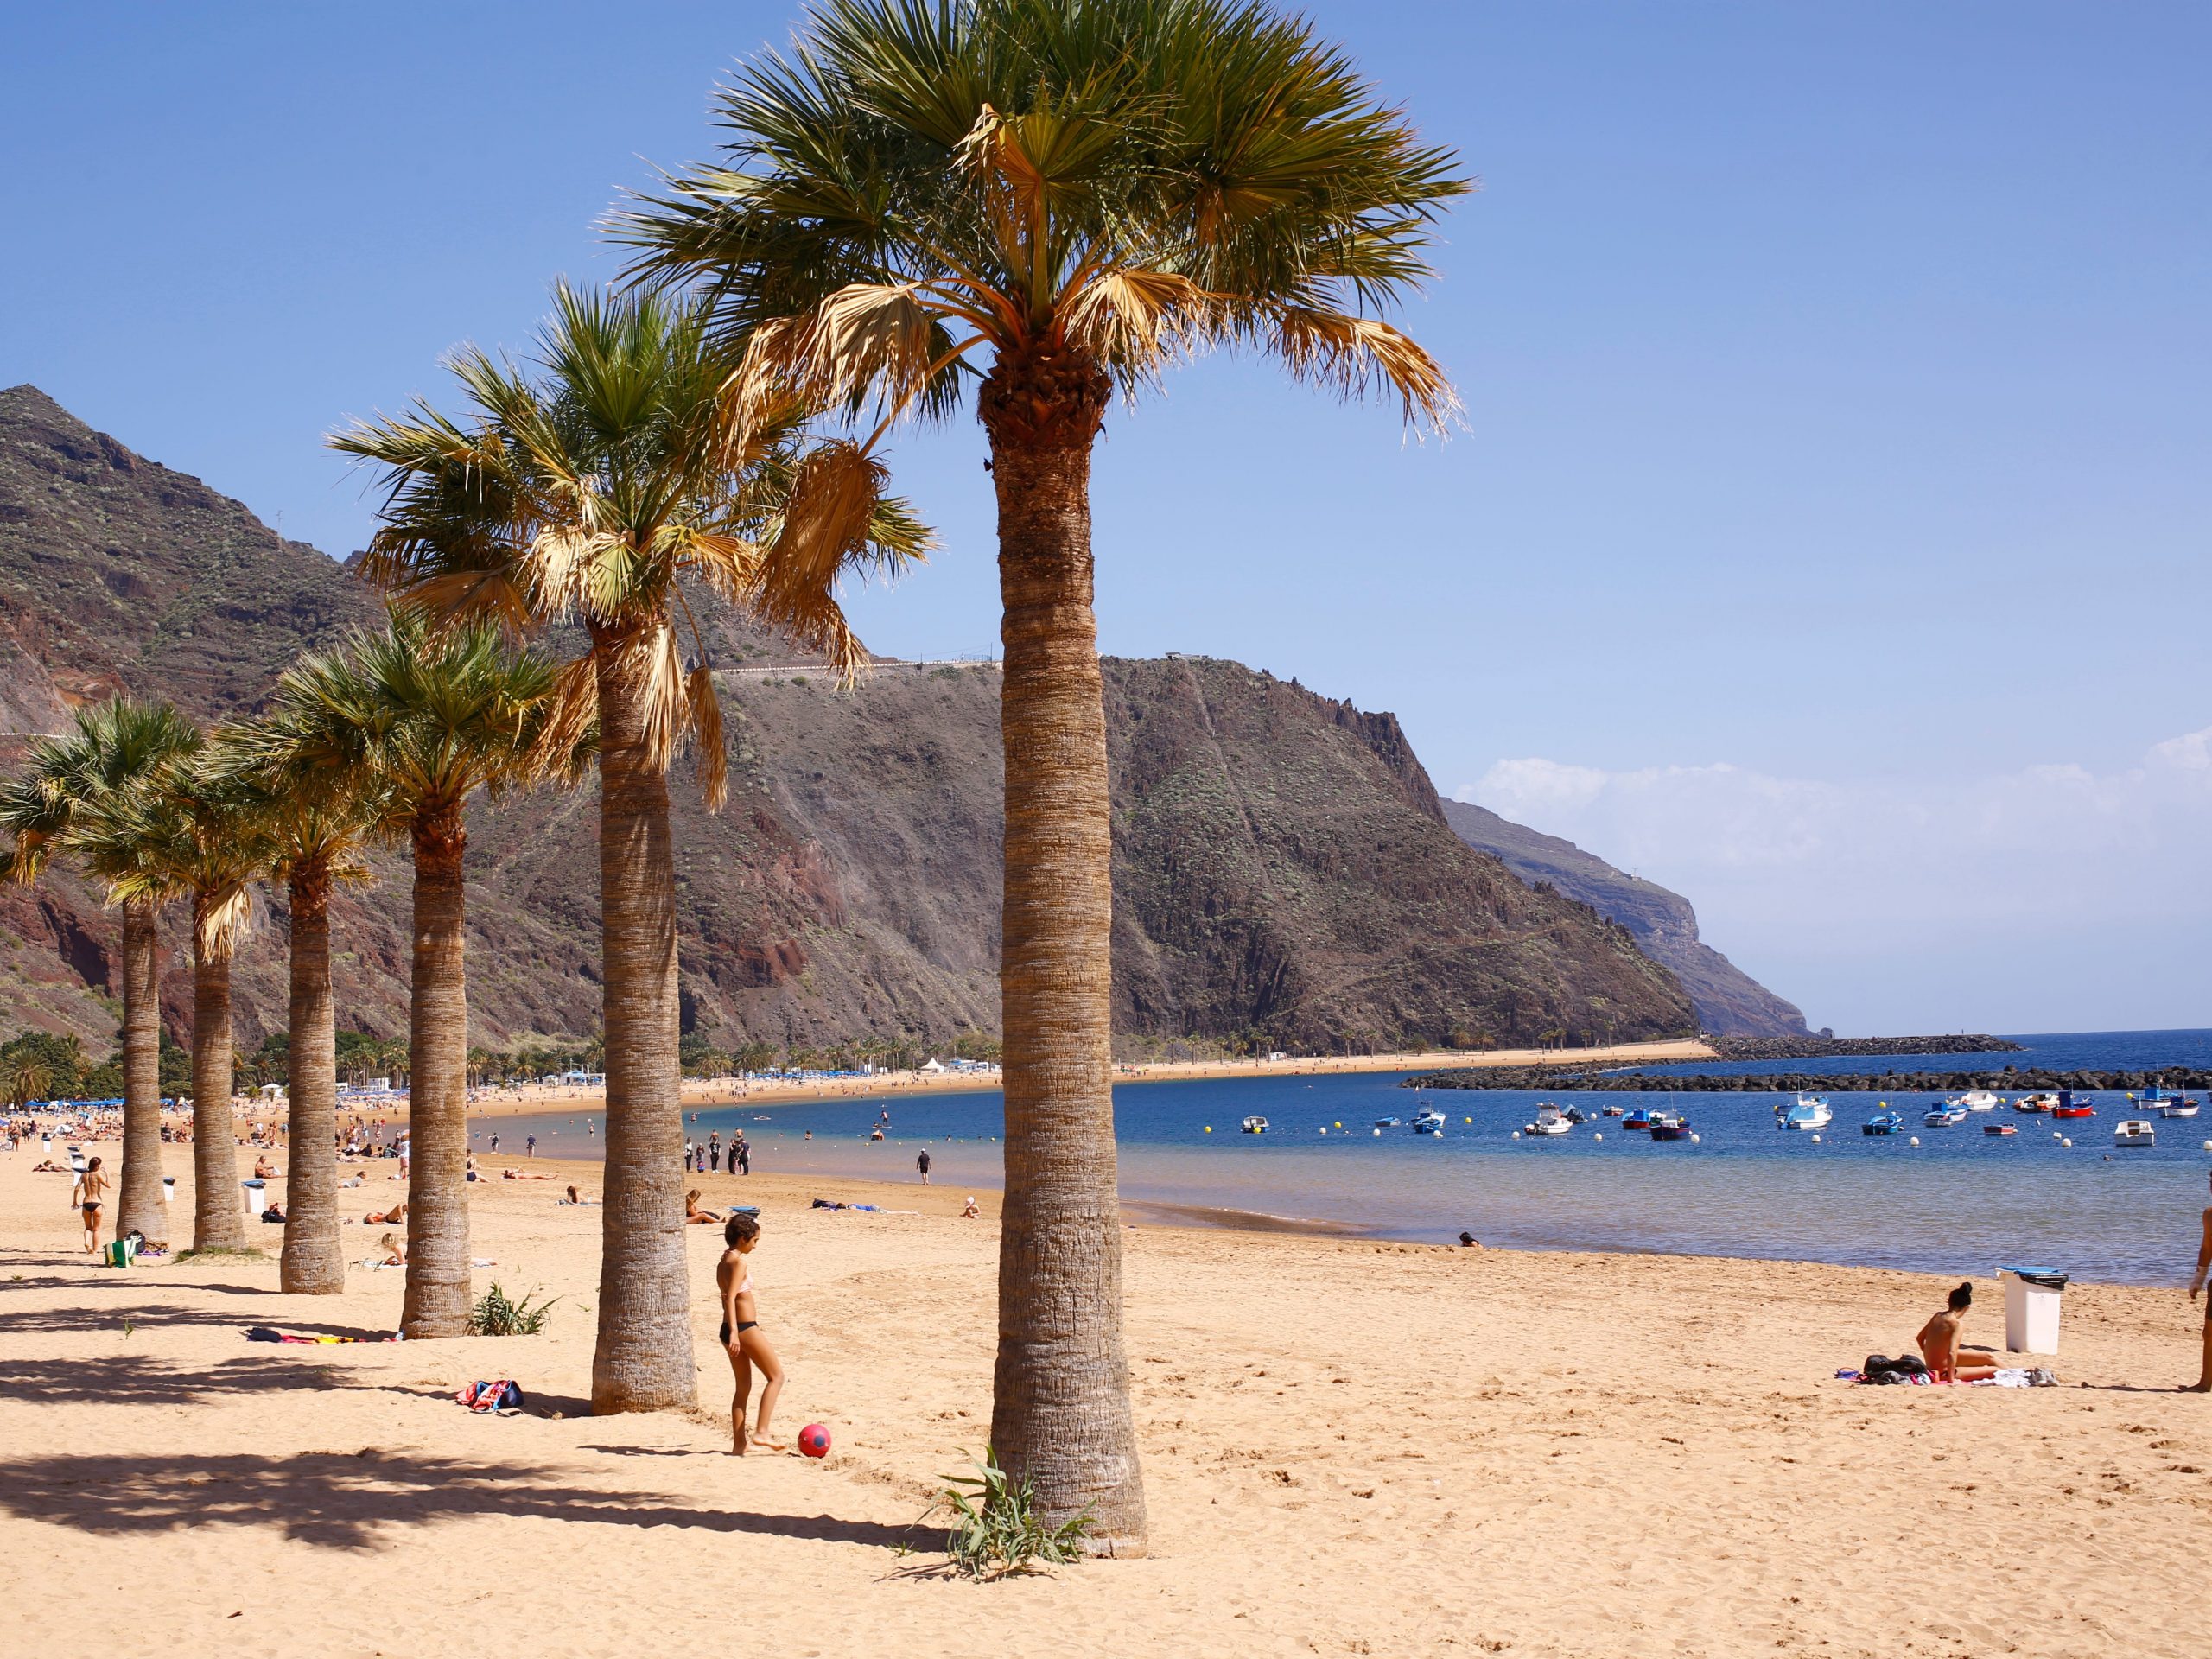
<box><xmin>1623</xmin><ymin>1107</ymin><xmax>1656</xmax><ymax>1132</ymax></box>
<box><xmin>1862</xmin><ymin>1109</ymin><xmax>1905</xmax><ymax>1136</ymax></box>
<box><xmin>1525</xmin><ymin>1103</ymin><xmax>1573</xmax><ymax>1137</ymax></box>
<box><xmin>1241</xmin><ymin>1115</ymin><xmax>1268</xmax><ymax>1134</ymax></box>
<box><xmin>1983</xmin><ymin>1122</ymin><xmax>2018</xmax><ymax>1136</ymax></box>
<box><xmin>1411</xmin><ymin>1108</ymin><xmax>1446</xmax><ymax>1135</ymax></box>
<box><xmin>1923</xmin><ymin>1104</ymin><xmax>1968</xmax><ymax>1127</ymax></box>
<box><xmin>2013</xmin><ymin>1092</ymin><xmax>2056</xmax><ymax>1114</ymax></box>
<box><xmin>2113</xmin><ymin>1119</ymin><xmax>2156</xmax><ymax>1147</ymax></box>
<box><xmin>1779</xmin><ymin>1094</ymin><xmax>1832</xmax><ymax>1132</ymax></box>
<box><xmin>2051</xmin><ymin>1090</ymin><xmax>2095</xmax><ymax>1119</ymax></box>
<box><xmin>1954</xmin><ymin>1090</ymin><xmax>2002</xmax><ymax>1112</ymax></box>
<box><xmin>1649</xmin><ymin>1113</ymin><xmax>1693</xmax><ymax>1141</ymax></box>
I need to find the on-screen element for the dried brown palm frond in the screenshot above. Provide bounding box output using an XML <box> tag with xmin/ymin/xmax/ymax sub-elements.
<box><xmin>736</xmin><ymin>283</ymin><xmax>942</xmax><ymax>427</ymax></box>
<box><xmin>1059</xmin><ymin>269</ymin><xmax>1217</xmax><ymax>378</ymax></box>
<box><xmin>685</xmin><ymin>664</ymin><xmax>727</xmax><ymax>811</ymax></box>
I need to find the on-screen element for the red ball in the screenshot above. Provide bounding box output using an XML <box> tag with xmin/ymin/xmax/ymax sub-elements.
<box><xmin>798</xmin><ymin>1423</ymin><xmax>831</xmax><ymax>1459</ymax></box>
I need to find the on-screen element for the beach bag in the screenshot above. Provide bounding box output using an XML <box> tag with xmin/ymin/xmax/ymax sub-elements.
<box><xmin>456</xmin><ymin>1379</ymin><xmax>524</xmax><ymax>1414</ymax></box>
<box><xmin>104</xmin><ymin>1236</ymin><xmax>137</xmax><ymax>1268</ymax></box>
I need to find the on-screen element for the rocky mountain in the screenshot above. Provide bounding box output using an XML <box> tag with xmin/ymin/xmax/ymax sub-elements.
<box><xmin>1</xmin><ymin>384</ymin><xmax>1699</xmax><ymax>1055</ymax></box>
<box><xmin>1440</xmin><ymin>798</ymin><xmax>1809</xmax><ymax>1038</ymax></box>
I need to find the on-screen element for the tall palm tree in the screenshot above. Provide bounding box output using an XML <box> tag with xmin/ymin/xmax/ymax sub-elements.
<box><xmin>332</xmin><ymin>286</ymin><xmax>926</xmax><ymax>1408</ymax></box>
<box><xmin>73</xmin><ymin>741</ymin><xmax>273</xmax><ymax>1252</ymax></box>
<box><xmin>2</xmin><ymin>700</ymin><xmax>202</xmax><ymax>1249</ymax></box>
<box><xmin>224</xmin><ymin>722</ymin><xmax>390</xmax><ymax>1294</ymax></box>
<box><xmin>614</xmin><ymin>0</ymin><xmax>1465</xmax><ymax>1546</ymax></box>
<box><xmin>262</xmin><ymin>613</ymin><xmax>569</xmax><ymax>1335</ymax></box>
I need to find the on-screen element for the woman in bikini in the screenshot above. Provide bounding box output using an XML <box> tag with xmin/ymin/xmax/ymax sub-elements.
<box><xmin>72</xmin><ymin>1156</ymin><xmax>108</xmax><ymax>1254</ymax></box>
<box><xmin>684</xmin><ymin>1189</ymin><xmax>721</xmax><ymax>1224</ymax></box>
<box><xmin>716</xmin><ymin>1212</ymin><xmax>785</xmax><ymax>1454</ymax></box>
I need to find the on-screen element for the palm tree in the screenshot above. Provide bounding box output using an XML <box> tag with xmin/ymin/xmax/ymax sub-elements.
<box><xmin>72</xmin><ymin>740</ymin><xmax>273</xmax><ymax>1252</ymax></box>
<box><xmin>261</xmin><ymin>613</ymin><xmax>569</xmax><ymax>1336</ymax></box>
<box><xmin>225</xmin><ymin>721</ymin><xmax>390</xmax><ymax>1294</ymax></box>
<box><xmin>613</xmin><ymin>0</ymin><xmax>1465</xmax><ymax>1546</ymax></box>
<box><xmin>0</xmin><ymin>1053</ymin><xmax>55</xmax><ymax>1111</ymax></box>
<box><xmin>331</xmin><ymin>286</ymin><xmax>926</xmax><ymax>1408</ymax></box>
<box><xmin>3</xmin><ymin>700</ymin><xmax>203</xmax><ymax>1249</ymax></box>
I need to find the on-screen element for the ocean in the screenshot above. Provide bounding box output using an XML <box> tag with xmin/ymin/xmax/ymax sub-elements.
<box><xmin>472</xmin><ymin>1029</ymin><xmax>2212</xmax><ymax>1286</ymax></box>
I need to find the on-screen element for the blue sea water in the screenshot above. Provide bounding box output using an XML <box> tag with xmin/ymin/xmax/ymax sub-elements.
<box><xmin>472</xmin><ymin>1030</ymin><xmax>2212</xmax><ymax>1286</ymax></box>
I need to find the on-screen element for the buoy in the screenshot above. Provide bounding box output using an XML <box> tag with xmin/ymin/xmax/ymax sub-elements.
<box><xmin>1373</xmin><ymin>1127</ymin><xmax>1382</xmax><ymax>1136</ymax></box>
<box><xmin>2052</xmin><ymin>1131</ymin><xmax>2063</xmax><ymax>1140</ymax></box>
<box><xmin>1319</xmin><ymin>1127</ymin><xmax>1326</xmax><ymax>1135</ymax></box>
<box><xmin>798</xmin><ymin>1423</ymin><xmax>831</xmax><ymax>1459</ymax></box>
<box><xmin>1205</xmin><ymin>1126</ymin><xmax>1211</xmax><ymax>1133</ymax></box>
<box><xmin>1593</xmin><ymin>1132</ymin><xmax>1602</xmax><ymax>1142</ymax></box>
<box><xmin>1334</xmin><ymin>1122</ymin><xmax>1341</xmax><ymax>1128</ymax></box>
<box><xmin>1909</xmin><ymin>1136</ymin><xmax>1920</xmax><ymax>1147</ymax></box>
<box><xmin>1811</xmin><ymin>1135</ymin><xmax>1821</xmax><ymax>1144</ymax></box>
<box><xmin>1464</xmin><ymin>1116</ymin><xmax>1471</xmax><ymax>1123</ymax></box>
<box><xmin>1690</xmin><ymin>1133</ymin><xmax>1700</xmax><ymax>1144</ymax></box>
<box><xmin>2061</xmin><ymin>1137</ymin><xmax>2072</xmax><ymax>1147</ymax></box>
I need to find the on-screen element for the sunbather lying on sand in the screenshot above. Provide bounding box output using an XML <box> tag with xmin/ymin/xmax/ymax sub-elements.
<box><xmin>501</xmin><ymin>1167</ymin><xmax>553</xmax><ymax>1179</ymax></box>
<box><xmin>1917</xmin><ymin>1282</ymin><xmax>1998</xmax><ymax>1382</ymax></box>
<box><xmin>685</xmin><ymin>1189</ymin><xmax>721</xmax><ymax>1224</ymax></box>
<box><xmin>365</xmin><ymin>1201</ymin><xmax>406</xmax><ymax>1226</ymax></box>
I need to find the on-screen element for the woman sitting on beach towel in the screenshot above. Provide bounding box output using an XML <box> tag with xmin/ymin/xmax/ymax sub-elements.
<box><xmin>1917</xmin><ymin>1282</ymin><xmax>1999</xmax><ymax>1382</ymax></box>
<box><xmin>684</xmin><ymin>1189</ymin><xmax>721</xmax><ymax>1224</ymax></box>
<box><xmin>558</xmin><ymin>1185</ymin><xmax>600</xmax><ymax>1205</ymax></box>
<box><xmin>377</xmin><ymin>1231</ymin><xmax>406</xmax><ymax>1266</ymax></box>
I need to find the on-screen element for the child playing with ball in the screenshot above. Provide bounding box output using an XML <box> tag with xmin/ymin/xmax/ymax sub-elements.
<box><xmin>717</xmin><ymin>1211</ymin><xmax>786</xmax><ymax>1454</ymax></box>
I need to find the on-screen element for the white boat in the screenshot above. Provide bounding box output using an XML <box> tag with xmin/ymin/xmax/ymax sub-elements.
<box><xmin>2113</xmin><ymin>1119</ymin><xmax>2156</xmax><ymax>1147</ymax></box>
<box><xmin>2160</xmin><ymin>1100</ymin><xmax>2201</xmax><ymax>1119</ymax></box>
<box><xmin>1923</xmin><ymin>1104</ymin><xmax>1968</xmax><ymax>1127</ymax></box>
<box><xmin>1524</xmin><ymin>1103</ymin><xmax>1573</xmax><ymax>1136</ymax></box>
<box><xmin>1951</xmin><ymin>1090</ymin><xmax>2003</xmax><ymax>1113</ymax></box>
<box><xmin>1410</xmin><ymin>1108</ymin><xmax>1446</xmax><ymax>1135</ymax></box>
<box><xmin>1779</xmin><ymin>1094</ymin><xmax>1832</xmax><ymax>1131</ymax></box>
<box><xmin>2013</xmin><ymin>1091</ymin><xmax>2059</xmax><ymax>1115</ymax></box>
<box><xmin>1240</xmin><ymin>1116</ymin><xmax>1268</xmax><ymax>1135</ymax></box>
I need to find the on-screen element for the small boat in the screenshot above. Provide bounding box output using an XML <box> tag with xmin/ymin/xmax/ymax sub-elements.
<box><xmin>1622</xmin><ymin>1107</ymin><xmax>1656</xmax><ymax>1132</ymax></box>
<box><xmin>1923</xmin><ymin>1104</ymin><xmax>1968</xmax><ymax>1128</ymax></box>
<box><xmin>1372</xmin><ymin>1116</ymin><xmax>1402</xmax><ymax>1129</ymax></box>
<box><xmin>1240</xmin><ymin>1116</ymin><xmax>1269</xmax><ymax>1135</ymax></box>
<box><xmin>2113</xmin><ymin>1119</ymin><xmax>2157</xmax><ymax>1147</ymax></box>
<box><xmin>1410</xmin><ymin>1109</ymin><xmax>1446</xmax><ymax>1135</ymax></box>
<box><xmin>1983</xmin><ymin>1122</ymin><xmax>2018</xmax><ymax>1137</ymax></box>
<box><xmin>2139</xmin><ymin>1086</ymin><xmax>2199</xmax><ymax>1118</ymax></box>
<box><xmin>1525</xmin><ymin>1103</ymin><xmax>1573</xmax><ymax>1137</ymax></box>
<box><xmin>1601</xmin><ymin>1104</ymin><xmax>1626</xmax><ymax>1118</ymax></box>
<box><xmin>2014</xmin><ymin>1092</ymin><xmax>2058</xmax><ymax>1115</ymax></box>
<box><xmin>1953</xmin><ymin>1090</ymin><xmax>2003</xmax><ymax>1113</ymax></box>
<box><xmin>2051</xmin><ymin>1090</ymin><xmax>2095</xmax><ymax>1120</ymax></box>
<box><xmin>1649</xmin><ymin>1114</ymin><xmax>1693</xmax><ymax>1141</ymax></box>
<box><xmin>1560</xmin><ymin>1104</ymin><xmax>1590</xmax><ymax>1124</ymax></box>
<box><xmin>1779</xmin><ymin>1095</ymin><xmax>1832</xmax><ymax>1132</ymax></box>
<box><xmin>1862</xmin><ymin>1109</ymin><xmax>1906</xmax><ymax>1136</ymax></box>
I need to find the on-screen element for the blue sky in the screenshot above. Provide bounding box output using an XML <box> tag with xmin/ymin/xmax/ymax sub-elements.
<box><xmin>3</xmin><ymin>3</ymin><xmax>2206</xmax><ymax>1033</ymax></box>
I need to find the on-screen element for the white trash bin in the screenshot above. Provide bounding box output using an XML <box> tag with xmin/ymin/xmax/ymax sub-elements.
<box><xmin>1999</xmin><ymin>1266</ymin><xmax>2068</xmax><ymax>1355</ymax></box>
<box><xmin>242</xmin><ymin>1177</ymin><xmax>267</xmax><ymax>1217</ymax></box>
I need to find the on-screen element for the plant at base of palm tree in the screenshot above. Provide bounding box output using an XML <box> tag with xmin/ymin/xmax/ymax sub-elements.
<box><xmin>615</xmin><ymin>0</ymin><xmax>1466</xmax><ymax>1549</ymax></box>
<box><xmin>225</xmin><ymin>720</ymin><xmax>391</xmax><ymax>1295</ymax></box>
<box><xmin>332</xmin><ymin>285</ymin><xmax>927</xmax><ymax>1408</ymax></box>
<box><xmin>260</xmin><ymin>612</ymin><xmax>571</xmax><ymax>1337</ymax></box>
<box><xmin>3</xmin><ymin>700</ymin><xmax>204</xmax><ymax>1249</ymax></box>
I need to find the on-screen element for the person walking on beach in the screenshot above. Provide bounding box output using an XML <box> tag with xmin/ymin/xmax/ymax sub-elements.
<box><xmin>2186</xmin><ymin>1171</ymin><xmax>2212</xmax><ymax>1392</ymax></box>
<box><xmin>916</xmin><ymin>1148</ymin><xmax>931</xmax><ymax>1185</ymax></box>
<box><xmin>71</xmin><ymin>1156</ymin><xmax>107</xmax><ymax>1254</ymax></box>
<box><xmin>525</xmin><ymin>1134</ymin><xmax>536</xmax><ymax>1158</ymax></box>
<box><xmin>716</xmin><ymin>1212</ymin><xmax>785</xmax><ymax>1454</ymax></box>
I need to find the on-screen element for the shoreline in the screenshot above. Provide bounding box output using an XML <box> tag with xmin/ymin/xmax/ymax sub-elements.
<box><xmin>402</xmin><ymin>1034</ymin><xmax>1718</xmax><ymax>1122</ymax></box>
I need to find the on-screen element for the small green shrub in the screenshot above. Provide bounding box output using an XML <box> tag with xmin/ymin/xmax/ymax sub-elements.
<box><xmin>467</xmin><ymin>1282</ymin><xmax>557</xmax><ymax>1336</ymax></box>
<box><xmin>928</xmin><ymin>1449</ymin><xmax>1093</xmax><ymax>1579</ymax></box>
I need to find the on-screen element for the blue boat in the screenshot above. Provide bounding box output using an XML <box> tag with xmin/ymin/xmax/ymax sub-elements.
<box><xmin>1861</xmin><ymin>1109</ymin><xmax>1905</xmax><ymax>1136</ymax></box>
<box><xmin>1622</xmin><ymin>1107</ymin><xmax>1656</xmax><ymax>1132</ymax></box>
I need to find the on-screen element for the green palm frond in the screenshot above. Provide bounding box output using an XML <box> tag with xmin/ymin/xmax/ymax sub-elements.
<box><xmin>0</xmin><ymin>698</ymin><xmax>200</xmax><ymax>887</ymax></box>
<box><xmin>613</xmin><ymin>0</ymin><xmax>1469</xmax><ymax>430</ymax></box>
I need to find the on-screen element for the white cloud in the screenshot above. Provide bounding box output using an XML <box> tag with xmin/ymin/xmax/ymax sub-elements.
<box><xmin>1458</xmin><ymin>728</ymin><xmax>2212</xmax><ymax>1032</ymax></box>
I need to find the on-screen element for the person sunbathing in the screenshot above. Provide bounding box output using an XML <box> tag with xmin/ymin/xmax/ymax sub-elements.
<box><xmin>500</xmin><ymin>1167</ymin><xmax>553</xmax><ymax>1179</ymax></box>
<box><xmin>559</xmin><ymin>1185</ymin><xmax>600</xmax><ymax>1205</ymax></box>
<box><xmin>377</xmin><ymin>1231</ymin><xmax>406</xmax><ymax>1266</ymax></box>
<box><xmin>1916</xmin><ymin>1281</ymin><xmax>1998</xmax><ymax>1382</ymax></box>
<box><xmin>364</xmin><ymin>1200</ymin><xmax>406</xmax><ymax>1226</ymax></box>
<box><xmin>253</xmin><ymin>1154</ymin><xmax>276</xmax><ymax>1179</ymax></box>
<box><xmin>685</xmin><ymin>1189</ymin><xmax>722</xmax><ymax>1224</ymax></box>
<box><xmin>961</xmin><ymin>1195</ymin><xmax>980</xmax><ymax>1218</ymax></box>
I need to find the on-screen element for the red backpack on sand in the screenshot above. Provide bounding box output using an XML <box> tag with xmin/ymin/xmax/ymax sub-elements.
<box><xmin>456</xmin><ymin>1379</ymin><xmax>524</xmax><ymax>1413</ymax></box>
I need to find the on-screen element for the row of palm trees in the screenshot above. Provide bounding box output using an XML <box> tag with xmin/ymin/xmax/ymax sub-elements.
<box><xmin>8</xmin><ymin>0</ymin><xmax>1460</xmax><ymax>1553</ymax></box>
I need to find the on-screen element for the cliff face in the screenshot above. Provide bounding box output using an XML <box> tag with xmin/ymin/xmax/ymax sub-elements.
<box><xmin>1</xmin><ymin>385</ymin><xmax>1697</xmax><ymax>1053</ymax></box>
<box><xmin>1440</xmin><ymin>798</ymin><xmax>1809</xmax><ymax>1038</ymax></box>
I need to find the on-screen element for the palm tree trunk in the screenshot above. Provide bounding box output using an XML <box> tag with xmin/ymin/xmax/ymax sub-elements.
<box><xmin>589</xmin><ymin>625</ymin><xmax>694</xmax><ymax>1412</ymax></box>
<box><xmin>979</xmin><ymin>341</ymin><xmax>1147</xmax><ymax>1554</ymax></box>
<box><xmin>114</xmin><ymin>898</ymin><xmax>168</xmax><ymax>1248</ymax></box>
<box><xmin>403</xmin><ymin>804</ymin><xmax>472</xmax><ymax>1337</ymax></box>
<box><xmin>189</xmin><ymin>904</ymin><xmax>245</xmax><ymax>1252</ymax></box>
<box><xmin>280</xmin><ymin>863</ymin><xmax>344</xmax><ymax>1294</ymax></box>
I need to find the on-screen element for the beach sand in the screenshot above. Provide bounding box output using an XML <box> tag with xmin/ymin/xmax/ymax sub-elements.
<box><xmin>3</xmin><ymin>1144</ymin><xmax>2206</xmax><ymax>1658</ymax></box>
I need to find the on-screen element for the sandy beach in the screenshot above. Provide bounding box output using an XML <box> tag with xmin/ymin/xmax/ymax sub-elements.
<box><xmin>4</xmin><ymin>1141</ymin><xmax>2207</xmax><ymax>1659</ymax></box>
<box><xmin>444</xmin><ymin>1036</ymin><xmax>1719</xmax><ymax>1121</ymax></box>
